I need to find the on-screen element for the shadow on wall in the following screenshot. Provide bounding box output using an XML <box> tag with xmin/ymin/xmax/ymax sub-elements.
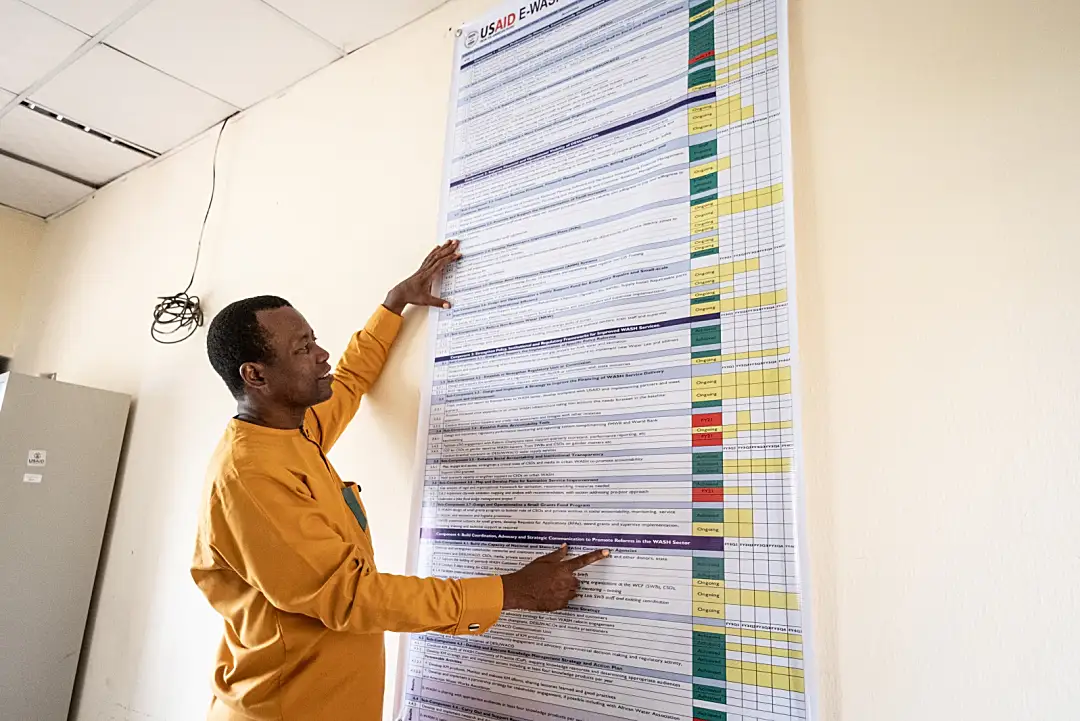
<box><xmin>787</xmin><ymin>0</ymin><xmax>839</xmax><ymax>714</ymax></box>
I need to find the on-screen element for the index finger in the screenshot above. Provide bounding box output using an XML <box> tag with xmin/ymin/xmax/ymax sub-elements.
<box><xmin>433</xmin><ymin>244</ymin><xmax>462</xmax><ymax>267</ymax></box>
<box><xmin>562</xmin><ymin>549</ymin><xmax>610</xmax><ymax>572</ymax></box>
<box><xmin>420</xmin><ymin>241</ymin><xmax>460</xmax><ymax>273</ymax></box>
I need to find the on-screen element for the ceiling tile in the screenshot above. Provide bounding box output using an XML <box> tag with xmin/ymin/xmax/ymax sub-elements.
<box><xmin>0</xmin><ymin>0</ymin><xmax>89</xmax><ymax>93</ymax></box>
<box><xmin>0</xmin><ymin>153</ymin><xmax>93</xmax><ymax>217</ymax></box>
<box><xmin>0</xmin><ymin>88</ymin><xmax>15</xmax><ymax>107</ymax></box>
<box><xmin>20</xmin><ymin>0</ymin><xmax>143</xmax><ymax>35</ymax></box>
<box><xmin>30</xmin><ymin>45</ymin><xmax>237</xmax><ymax>153</ymax></box>
<box><xmin>106</xmin><ymin>0</ymin><xmax>341</xmax><ymax>108</ymax></box>
<box><xmin>0</xmin><ymin>106</ymin><xmax>149</xmax><ymax>185</ymax></box>
<box><xmin>264</xmin><ymin>0</ymin><xmax>442</xmax><ymax>52</ymax></box>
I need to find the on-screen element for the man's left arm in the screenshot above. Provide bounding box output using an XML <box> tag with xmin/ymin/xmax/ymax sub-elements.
<box><xmin>308</xmin><ymin>240</ymin><xmax>461</xmax><ymax>451</ymax></box>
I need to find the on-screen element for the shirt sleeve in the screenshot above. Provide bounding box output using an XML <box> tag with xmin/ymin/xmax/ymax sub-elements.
<box><xmin>206</xmin><ymin>470</ymin><xmax>503</xmax><ymax>636</ymax></box>
<box><xmin>307</xmin><ymin>306</ymin><xmax>402</xmax><ymax>452</ymax></box>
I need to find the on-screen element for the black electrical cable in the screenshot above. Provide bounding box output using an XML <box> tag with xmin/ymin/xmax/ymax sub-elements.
<box><xmin>151</xmin><ymin>114</ymin><xmax>235</xmax><ymax>344</ymax></box>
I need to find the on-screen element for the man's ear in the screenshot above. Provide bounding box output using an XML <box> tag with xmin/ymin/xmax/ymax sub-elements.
<box><xmin>239</xmin><ymin>362</ymin><xmax>268</xmax><ymax>393</ymax></box>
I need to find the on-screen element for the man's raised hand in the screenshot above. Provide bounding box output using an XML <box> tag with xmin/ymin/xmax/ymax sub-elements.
<box><xmin>383</xmin><ymin>239</ymin><xmax>461</xmax><ymax>314</ymax></box>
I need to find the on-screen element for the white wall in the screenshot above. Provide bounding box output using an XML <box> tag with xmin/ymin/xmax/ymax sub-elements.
<box><xmin>0</xmin><ymin>205</ymin><xmax>44</xmax><ymax>358</ymax></box>
<box><xmin>11</xmin><ymin>0</ymin><xmax>1080</xmax><ymax>719</ymax></box>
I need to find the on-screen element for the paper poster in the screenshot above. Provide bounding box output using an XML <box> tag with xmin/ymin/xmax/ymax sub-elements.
<box><xmin>403</xmin><ymin>1</ymin><xmax>812</xmax><ymax>719</ymax></box>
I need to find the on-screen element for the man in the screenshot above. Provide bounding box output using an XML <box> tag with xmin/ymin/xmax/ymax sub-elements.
<box><xmin>192</xmin><ymin>240</ymin><xmax>607</xmax><ymax>721</ymax></box>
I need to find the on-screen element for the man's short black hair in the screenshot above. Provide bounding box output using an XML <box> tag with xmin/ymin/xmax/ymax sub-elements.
<box><xmin>206</xmin><ymin>295</ymin><xmax>292</xmax><ymax>399</ymax></box>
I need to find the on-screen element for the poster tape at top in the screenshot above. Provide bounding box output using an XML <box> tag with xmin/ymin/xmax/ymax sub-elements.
<box><xmin>401</xmin><ymin>0</ymin><xmax>814</xmax><ymax>719</ymax></box>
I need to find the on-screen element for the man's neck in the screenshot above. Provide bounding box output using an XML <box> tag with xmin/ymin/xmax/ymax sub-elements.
<box><xmin>235</xmin><ymin>399</ymin><xmax>306</xmax><ymax>430</ymax></box>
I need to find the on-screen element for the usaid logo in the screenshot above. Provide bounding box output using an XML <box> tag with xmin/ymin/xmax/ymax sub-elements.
<box><xmin>464</xmin><ymin>30</ymin><xmax>479</xmax><ymax>48</ymax></box>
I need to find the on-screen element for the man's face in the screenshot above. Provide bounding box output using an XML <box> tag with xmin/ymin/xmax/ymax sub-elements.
<box><xmin>246</xmin><ymin>306</ymin><xmax>333</xmax><ymax>409</ymax></box>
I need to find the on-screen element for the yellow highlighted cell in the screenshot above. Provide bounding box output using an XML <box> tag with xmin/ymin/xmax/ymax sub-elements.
<box><xmin>688</xmin><ymin>103</ymin><xmax>717</xmax><ymax>134</ymax></box>
<box><xmin>722</xmin><ymin>485</ymin><xmax>754</xmax><ymax>495</ymax></box>
<box><xmin>693</xmin><ymin>522</ymin><xmax>725</xmax><ymax>537</ymax></box>
<box><xmin>693</xmin><ymin>623</ymin><xmax>727</xmax><ymax>635</ymax></box>
<box><xmin>722</xmin><ymin>458</ymin><xmax>792</xmax><ymax>473</ymax></box>
<box><xmin>694</xmin><ymin>601</ymin><xmax>726</xmax><ymax>620</ymax></box>
<box><xmin>686</xmin><ymin>92</ymin><xmax>763</xmax><ymax>132</ymax></box>
<box><xmin>694</xmin><ymin>587</ymin><xmax>726</xmax><ymax>604</ymax></box>
<box><xmin>689</xmin><ymin>257</ymin><xmax>761</xmax><ymax>287</ymax></box>
<box><xmin>714</xmin><ymin>34</ymin><xmax>777</xmax><ymax>64</ymax></box>
<box><xmin>716</xmin><ymin>49</ymin><xmax>779</xmax><ymax>79</ymax></box>
<box><xmin>701</xmin><ymin>587</ymin><xmax>798</xmax><ymax>609</ymax></box>
<box><xmin>692</xmin><ymin>285</ymin><xmax>732</xmax><ymax>300</ymax></box>
<box><xmin>693</xmin><ymin>367</ymin><xmax>792</xmax><ymax>400</ymax></box>
<box><xmin>728</xmin><ymin>642</ymin><xmax>804</xmax><ymax>660</ymax></box>
<box><xmin>691</xmin><ymin>236</ymin><xmax>719</xmax><ymax>253</ymax></box>
<box><xmin>692</xmin><ymin>522</ymin><xmax>753</xmax><ymax>538</ymax></box>
<box><xmin>726</xmin><ymin>662</ymin><xmax>804</xmax><ymax>692</ymax></box>
<box><xmin>691</xmin><ymin>302</ymin><xmax>720</xmax><ymax>316</ymax></box>
<box><xmin>717</xmin><ymin>184</ymin><xmax>784</xmax><ymax>217</ymax></box>
<box><xmin>727</xmin><ymin>508</ymin><xmax>753</xmax><ymax>523</ymax></box>
<box><xmin>691</xmin><ymin>185</ymin><xmax>784</xmax><ymax>233</ymax></box>
<box><xmin>689</xmin><ymin>6</ymin><xmax>714</xmax><ymax>23</ymax></box>
<box><xmin>689</xmin><ymin>156</ymin><xmax>731</xmax><ymax>179</ymax></box>
<box><xmin>691</xmin><ymin>420</ymin><xmax>793</xmax><ymax>435</ymax></box>
<box><xmin>689</xmin><ymin>289</ymin><xmax>788</xmax><ymax>317</ymax></box>
<box><xmin>691</xmin><ymin>346</ymin><xmax>791</xmax><ymax>365</ymax></box>
<box><xmin>690</xmin><ymin>161</ymin><xmax>717</xmax><ymax>179</ymax></box>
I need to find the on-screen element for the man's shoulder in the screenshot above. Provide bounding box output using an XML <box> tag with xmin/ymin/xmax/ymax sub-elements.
<box><xmin>205</xmin><ymin>421</ymin><xmax>313</xmax><ymax>503</ymax></box>
<box><xmin>204</xmin><ymin>423</ymin><xmax>275</xmax><ymax>497</ymax></box>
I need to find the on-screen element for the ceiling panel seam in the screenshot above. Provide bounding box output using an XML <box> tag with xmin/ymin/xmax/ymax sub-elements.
<box><xmin>342</xmin><ymin>0</ymin><xmax>453</xmax><ymax>54</ymax></box>
<box><xmin>99</xmin><ymin>43</ymin><xmax>242</xmax><ymax>108</ymax></box>
<box><xmin>0</xmin><ymin>0</ymin><xmax>161</xmax><ymax>122</ymax></box>
<box><xmin>253</xmin><ymin>0</ymin><xmax>347</xmax><ymax>57</ymax></box>
<box><xmin>0</xmin><ymin>147</ymin><xmax>99</xmax><ymax>188</ymax></box>
<box><xmin>12</xmin><ymin>0</ymin><xmax>92</xmax><ymax>35</ymax></box>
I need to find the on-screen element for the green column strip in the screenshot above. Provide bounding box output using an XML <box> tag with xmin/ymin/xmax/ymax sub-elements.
<box><xmin>689</xmin><ymin>24</ymin><xmax>715</xmax><ymax>57</ymax></box>
<box><xmin>690</xmin><ymin>173</ymin><xmax>719</xmax><ymax>195</ymax></box>
<box><xmin>692</xmin><ymin>326</ymin><xmax>721</xmax><ymax>346</ymax></box>
<box><xmin>693</xmin><ymin>685</ymin><xmax>727</xmax><ymax>705</ymax></box>
<box><xmin>693</xmin><ymin>709</ymin><xmax>727</xmax><ymax>721</ymax></box>
<box><xmin>693</xmin><ymin>557</ymin><xmax>725</xmax><ymax>579</ymax></box>
<box><xmin>693</xmin><ymin>452</ymin><xmax>723</xmax><ymax>473</ymax></box>
<box><xmin>690</xmin><ymin>139</ymin><xmax>718</xmax><ymax>163</ymax></box>
<box><xmin>689</xmin><ymin>66</ymin><xmax>717</xmax><ymax>89</ymax></box>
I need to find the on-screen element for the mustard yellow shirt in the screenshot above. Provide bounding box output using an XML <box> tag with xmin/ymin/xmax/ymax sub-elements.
<box><xmin>191</xmin><ymin>306</ymin><xmax>503</xmax><ymax>721</ymax></box>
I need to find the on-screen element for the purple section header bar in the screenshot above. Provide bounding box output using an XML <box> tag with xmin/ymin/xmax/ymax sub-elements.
<box><xmin>421</xmin><ymin>527</ymin><xmax>725</xmax><ymax>551</ymax></box>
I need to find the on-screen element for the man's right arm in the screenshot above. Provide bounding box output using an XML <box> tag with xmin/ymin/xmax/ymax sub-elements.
<box><xmin>206</xmin><ymin>472</ymin><xmax>502</xmax><ymax>636</ymax></box>
<box><xmin>204</xmin><ymin>472</ymin><xmax>607</xmax><ymax>635</ymax></box>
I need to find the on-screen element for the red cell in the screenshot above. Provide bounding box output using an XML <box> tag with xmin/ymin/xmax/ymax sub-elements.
<box><xmin>689</xmin><ymin>50</ymin><xmax>716</xmax><ymax>65</ymax></box>
<box><xmin>693</xmin><ymin>412</ymin><xmax>722</xmax><ymax>427</ymax></box>
<box><xmin>692</xmin><ymin>433</ymin><xmax>724</xmax><ymax>447</ymax></box>
<box><xmin>693</xmin><ymin>488</ymin><xmax>724</xmax><ymax>502</ymax></box>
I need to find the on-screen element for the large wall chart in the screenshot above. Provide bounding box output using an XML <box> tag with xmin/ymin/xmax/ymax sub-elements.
<box><xmin>402</xmin><ymin>1</ymin><xmax>811</xmax><ymax>719</ymax></box>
